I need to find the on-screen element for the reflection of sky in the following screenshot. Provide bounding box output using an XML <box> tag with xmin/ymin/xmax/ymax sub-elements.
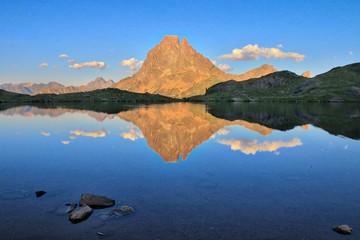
<box><xmin>1</xmin><ymin>106</ymin><xmax>360</xmax><ymax>240</ymax></box>
<box><xmin>0</xmin><ymin>106</ymin><xmax>359</xmax><ymax>164</ymax></box>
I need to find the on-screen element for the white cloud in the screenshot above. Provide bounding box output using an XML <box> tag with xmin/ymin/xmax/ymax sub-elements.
<box><xmin>39</xmin><ymin>62</ymin><xmax>48</xmax><ymax>68</ymax></box>
<box><xmin>61</xmin><ymin>140</ymin><xmax>70</xmax><ymax>145</ymax></box>
<box><xmin>120</xmin><ymin>128</ymin><xmax>144</xmax><ymax>141</ymax></box>
<box><xmin>40</xmin><ymin>130</ymin><xmax>50</xmax><ymax>137</ymax></box>
<box><xmin>349</xmin><ymin>51</ymin><xmax>353</xmax><ymax>56</ymax></box>
<box><xmin>68</xmin><ymin>59</ymin><xmax>76</xmax><ymax>63</ymax></box>
<box><xmin>217</xmin><ymin>128</ymin><xmax>230</xmax><ymax>136</ymax></box>
<box><xmin>212</xmin><ymin>60</ymin><xmax>233</xmax><ymax>72</ymax></box>
<box><xmin>121</xmin><ymin>58</ymin><xmax>144</xmax><ymax>72</ymax></box>
<box><xmin>218</xmin><ymin>64</ymin><xmax>233</xmax><ymax>72</ymax></box>
<box><xmin>218</xmin><ymin>138</ymin><xmax>302</xmax><ymax>155</ymax></box>
<box><xmin>59</xmin><ymin>54</ymin><xmax>69</xmax><ymax>58</ymax></box>
<box><xmin>70</xmin><ymin>129</ymin><xmax>108</xmax><ymax>138</ymax></box>
<box><xmin>69</xmin><ymin>61</ymin><xmax>106</xmax><ymax>70</ymax></box>
<box><xmin>277</xmin><ymin>44</ymin><xmax>283</xmax><ymax>48</ymax></box>
<box><xmin>220</xmin><ymin>44</ymin><xmax>305</xmax><ymax>62</ymax></box>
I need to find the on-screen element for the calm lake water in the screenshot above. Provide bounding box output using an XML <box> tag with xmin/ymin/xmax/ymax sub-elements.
<box><xmin>0</xmin><ymin>102</ymin><xmax>359</xmax><ymax>240</ymax></box>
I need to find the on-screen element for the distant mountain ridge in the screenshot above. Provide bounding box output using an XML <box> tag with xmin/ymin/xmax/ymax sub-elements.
<box><xmin>0</xmin><ymin>77</ymin><xmax>114</xmax><ymax>95</ymax></box>
<box><xmin>113</xmin><ymin>36</ymin><xmax>277</xmax><ymax>98</ymax></box>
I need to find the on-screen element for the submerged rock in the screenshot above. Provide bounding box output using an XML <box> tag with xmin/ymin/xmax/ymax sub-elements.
<box><xmin>35</xmin><ymin>191</ymin><xmax>46</xmax><ymax>198</ymax></box>
<box><xmin>0</xmin><ymin>189</ymin><xmax>30</xmax><ymax>200</ymax></box>
<box><xmin>79</xmin><ymin>193</ymin><xmax>115</xmax><ymax>209</ymax></box>
<box><xmin>65</xmin><ymin>203</ymin><xmax>78</xmax><ymax>213</ymax></box>
<box><xmin>333</xmin><ymin>224</ymin><xmax>352</xmax><ymax>235</ymax></box>
<box><xmin>96</xmin><ymin>230</ymin><xmax>115</xmax><ymax>237</ymax></box>
<box><xmin>95</xmin><ymin>205</ymin><xmax>134</xmax><ymax>221</ymax></box>
<box><xmin>110</xmin><ymin>206</ymin><xmax>134</xmax><ymax>216</ymax></box>
<box><xmin>69</xmin><ymin>204</ymin><xmax>93</xmax><ymax>223</ymax></box>
<box><xmin>52</xmin><ymin>203</ymin><xmax>71</xmax><ymax>215</ymax></box>
<box><xmin>52</xmin><ymin>203</ymin><xmax>77</xmax><ymax>215</ymax></box>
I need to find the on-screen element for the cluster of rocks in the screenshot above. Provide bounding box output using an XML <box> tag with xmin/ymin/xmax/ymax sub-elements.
<box><xmin>68</xmin><ymin>193</ymin><xmax>114</xmax><ymax>223</ymax></box>
<box><xmin>60</xmin><ymin>193</ymin><xmax>133</xmax><ymax>224</ymax></box>
<box><xmin>2</xmin><ymin>189</ymin><xmax>354</xmax><ymax>235</ymax></box>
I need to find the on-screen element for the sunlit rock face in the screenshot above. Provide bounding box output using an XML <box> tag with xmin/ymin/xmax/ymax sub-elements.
<box><xmin>302</xmin><ymin>71</ymin><xmax>311</xmax><ymax>78</ymax></box>
<box><xmin>118</xmin><ymin>103</ymin><xmax>273</xmax><ymax>162</ymax></box>
<box><xmin>113</xmin><ymin>36</ymin><xmax>276</xmax><ymax>98</ymax></box>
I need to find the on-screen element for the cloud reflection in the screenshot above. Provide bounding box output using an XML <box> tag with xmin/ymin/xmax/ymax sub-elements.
<box><xmin>218</xmin><ymin>138</ymin><xmax>302</xmax><ymax>155</ymax></box>
<box><xmin>120</xmin><ymin>128</ymin><xmax>144</xmax><ymax>141</ymax></box>
<box><xmin>70</xmin><ymin>129</ymin><xmax>108</xmax><ymax>138</ymax></box>
<box><xmin>40</xmin><ymin>130</ymin><xmax>50</xmax><ymax>137</ymax></box>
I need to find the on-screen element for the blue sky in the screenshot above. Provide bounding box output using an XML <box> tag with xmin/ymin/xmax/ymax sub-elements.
<box><xmin>0</xmin><ymin>0</ymin><xmax>359</xmax><ymax>85</ymax></box>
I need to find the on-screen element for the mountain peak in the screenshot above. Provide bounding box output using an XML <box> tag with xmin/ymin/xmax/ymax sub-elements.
<box><xmin>86</xmin><ymin>77</ymin><xmax>113</xmax><ymax>90</ymax></box>
<box><xmin>302</xmin><ymin>71</ymin><xmax>311</xmax><ymax>78</ymax></box>
<box><xmin>181</xmin><ymin>37</ymin><xmax>190</xmax><ymax>46</ymax></box>
<box><xmin>261</xmin><ymin>64</ymin><xmax>275</xmax><ymax>69</ymax></box>
<box><xmin>114</xmin><ymin>36</ymin><xmax>277</xmax><ymax>98</ymax></box>
<box><xmin>160</xmin><ymin>36</ymin><xmax>180</xmax><ymax>47</ymax></box>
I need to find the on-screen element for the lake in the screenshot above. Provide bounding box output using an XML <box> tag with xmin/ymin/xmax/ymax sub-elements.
<box><xmin>0</xmin><ymin>102</ymin><xmax>359</xmax><ymax>240</ymax></box>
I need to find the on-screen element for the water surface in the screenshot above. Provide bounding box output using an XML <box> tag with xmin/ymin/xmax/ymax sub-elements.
<box><xmin>0</xmin><ymin>102</ymin><xmax>359</xmax><ymax>240</ymax></box>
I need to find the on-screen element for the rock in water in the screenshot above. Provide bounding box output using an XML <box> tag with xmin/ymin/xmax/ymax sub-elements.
<box><xmin>333</xmin><ymin>224</ymin><xmax>352</xmax><ymax>235</ymax></box>
<box><xmin>35</xmin><ymin>191</ymin><xmax>46</xmax><ymax>198</ymax></box>
<box><xmin>110</xmin><ymin>206</ymin><xmax>134</xmax><ymax>216</ymax></box>
<box><xmin>69</xmin><ymin>205</ymin><xmax>93</xmax><ymax>223</ymax></box>
<box><xmin>65</xmin><ymin>203</ymin><xmax>78</xmax><ymax>213</ymax></box>
<box><xmin>0</xmin><ymin>189</ymin><xmax>30</xmax><ymax>200</ymax></box>
<box><xmin>79</xmin><ymin>193</ymin><xmax>115</xmax><ymax>209</ymax></box>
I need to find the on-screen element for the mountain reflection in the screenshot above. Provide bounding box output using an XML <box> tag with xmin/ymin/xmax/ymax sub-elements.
<box><xmin>0</xmin><ymin>106</ymin><xmax>115</xmax><ymax>122</ymax></box>
<box><xmin>117</xmin><ymin>103</ymin><xmax>274</xmax><ymax>162</ymax></box>
<box><xmin>1</xmin><ymin>102</ymin><xmax>358</xmax><ymax>162</ymax></box>
<box><xmin>207</xmin><ymin>102</ymin><xmax>360</xmax><ymax>139</ymax></box>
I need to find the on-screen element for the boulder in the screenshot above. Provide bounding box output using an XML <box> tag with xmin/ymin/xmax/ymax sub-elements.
<box><xmin>110</xmin><ymin>206</ymin><xmax>134</xmax><ymax>216</ymax></box>
<box><xmin>345</xmin><ymin>86</ymin><xmax>360</xmax><ymax>96</ymax></box>
<box><xmin>69</xmin><ymin>204</ymin><xmax>93</xmax><ymax>223</ymax></box>
<box><xmin>35</xmin><ymin>191</ymin><xmax>46</xmax><ymax>198</ymax></box>
<box><xmin>333</xmin><ymin>224</ymin><xmax>352</xmax><ymax>235</ymax></box>
<box><xmin>79</xmin><ymin>193</ymin><xmax>115</xmax><ymax>209</ymax></box>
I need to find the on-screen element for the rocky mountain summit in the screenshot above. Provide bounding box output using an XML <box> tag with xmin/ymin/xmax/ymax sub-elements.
<box><xmin>113</xmin><ymin>36</ymin><xmax>276</xmax><ymax>98</ymax></box>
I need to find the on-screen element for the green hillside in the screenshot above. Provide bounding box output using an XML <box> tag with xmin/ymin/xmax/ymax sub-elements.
<box><xmin>0</xmin><ymin>88</ymin><xmax>176</xmax><ymax>103</ymax></box>
<box><xmin>190</xmin><ymin>63</ymin><xmax>360</xmax><ymax>102</ymax></box>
